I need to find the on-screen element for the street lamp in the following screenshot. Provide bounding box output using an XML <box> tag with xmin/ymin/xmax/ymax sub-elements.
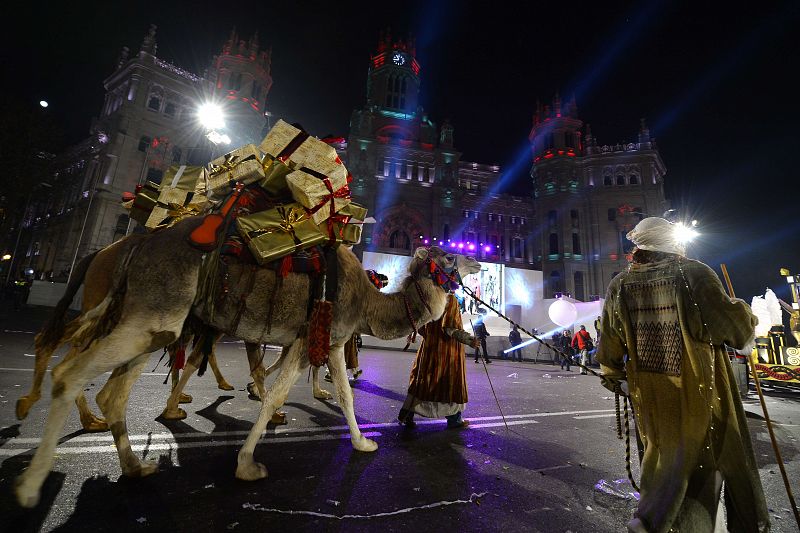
<box><xmin>39</xmin><ymin>100</ymin><xmax>49</xmax><ymax>108</ymax></box>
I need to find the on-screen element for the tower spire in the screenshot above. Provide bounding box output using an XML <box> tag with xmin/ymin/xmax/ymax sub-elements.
<box><xmin>140</xmin><ymin>24</ymin><xmax>157</xmax><ymax>56</ymax></box>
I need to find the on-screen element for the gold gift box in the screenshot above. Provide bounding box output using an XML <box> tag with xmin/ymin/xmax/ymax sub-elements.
<box><xmin>318</xmin><ymin>219</ymin><xmax>362</xmax><ymax>245</ymax></box>
<box><xmin>207</xmin><ymin>144</ymin><xmax>264</xmax><ymax>195</ymax></box>
<box><xmin>161</xmin><ymin>165</ymin><xmax>207</xmax><ymax>192</ymax></box>
<box><xmin>259</xmin><ymin>154</ymin><xmax>294</xmax><ymax>197</ymax></box>
<box><xmin>129</xmin><ymin>181</ymin><xmax>160</xmax><ymax>227</ymax></box>
<box><xmin>286</xmin><ymin>165</ymin><xmax>351</xmax><ymax>225</ymax></box>
<box><xmin>258</xmin><ymin>119</ymin><xmax>304</xmax><ymax>158</ymax></box>
<box><xmin>236</xmin><ymin>204</ymin><xmax>327</xmax><ymax>265</ymax></box>
<box><xmin>337</xmin><ymin>202</ymin><xmax>368</xmax><ymax>222</ymax></box>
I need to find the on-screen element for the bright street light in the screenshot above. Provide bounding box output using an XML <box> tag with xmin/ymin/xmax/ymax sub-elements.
<box><xmin>206</xmin><ymin>131</ymin><xmax>231</xmax><ymax>146</ymax></box>
<box><xmin>197</xmin><ymin>103</ymin><xmax>225</xmax><ymax>130</ymax></box>
<box><xmin>674</xmin><ymin>222</ymin><xmax>699</xmax><ymax>244</ymax></box>
<box><xmin>1</xmin><ymin>254</ymin><xmax>11</xmax><ymax>261</ymax></box>
<box><xmin>39</xmin><ymin>100</ymin><xmax>49</xmax><ymax>108</ymax></box>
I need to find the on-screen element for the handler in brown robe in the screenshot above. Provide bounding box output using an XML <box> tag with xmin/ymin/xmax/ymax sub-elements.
<box><xmin>596</xmin><ymin>217</ymin><xmax>769</xmax><ymax>533</ymax></box>
<box><xmin>398</xmin><ymin>294</ymin><xmax>478</xmax><ymax>428</ymax></box>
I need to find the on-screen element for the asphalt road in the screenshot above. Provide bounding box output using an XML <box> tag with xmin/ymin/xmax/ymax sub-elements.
<box><xmin>0</xmin><ymin>306</ymin><xmax>797</xmax><ymax>532</ymax></box>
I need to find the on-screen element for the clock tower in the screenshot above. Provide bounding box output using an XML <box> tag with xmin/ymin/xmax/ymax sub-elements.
<box><xmin>366</xmin><ymin>29</ymin><xmax>421</xmax><ymax>113</ymax></box>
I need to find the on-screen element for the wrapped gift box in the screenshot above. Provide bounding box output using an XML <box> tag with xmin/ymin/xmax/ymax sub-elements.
<box><xmin>317</xmin><ymin>202</ymin><xmax>367</xmax><ymax>245</ymax></box>
<box><xmin>258</xmin><ymin>119</ymin><xmax>308</xmax><ymax>160</ymax></box>
<box><xmin>286</xmin><ymin>164</ymin><xmax>351</xmax><ymax>225</ymax></box>
<box><xmin>128</xmin><ymin>181</ymin><xmax>160</xmax><ymax>227</ymax></box>
<box><xmin>236</xmin><ymin>203</ymin><xmax>327</xmax><ymax>265</ymax></box>
<box><xmin>258</xmin><ymin>154</ymin><xmax>294</xmax><ymax>197</ymax></box>
<box><xmin>207</xmin><ymin>144</ymin><xmax>264</xmax><ymax>196</ymax></box>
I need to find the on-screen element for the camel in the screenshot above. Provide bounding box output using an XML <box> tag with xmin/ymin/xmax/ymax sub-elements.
<box><xmin>15</xmin><ymin>216</ymin><xmax>473</xmax><ymax>508</ymax></box>
<box><xmin>16</xmin><ymin>236</ymin><xmax>331</xmax><ymax>431</ymax></box>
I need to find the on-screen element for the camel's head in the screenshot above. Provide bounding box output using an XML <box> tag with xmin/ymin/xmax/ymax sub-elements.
<box><xmin>409</xmin><ymin>246</ymin><xmax>479</xmax><ymax>293</ymax></box>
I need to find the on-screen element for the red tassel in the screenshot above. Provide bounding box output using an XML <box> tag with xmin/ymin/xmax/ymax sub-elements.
<box><xmin>279</xmin><ymin>255</ymin><xmax>293</xmax><ymax>277</ymax></box>
<box><xmin>174</xmin><ymin>345</ymin><xmax>186</xmax><ymax>370</ymax></box>
<box><xmin>307</xmin><ymin>300</ymin><xmax>333</xmax><ymax>367</ymax></box>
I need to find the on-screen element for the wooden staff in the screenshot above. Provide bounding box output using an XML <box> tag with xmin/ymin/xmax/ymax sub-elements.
<box><xmin>720</xmin><ymin>263</ymin><xmax>799</xmax><ymax>528</ymax></box>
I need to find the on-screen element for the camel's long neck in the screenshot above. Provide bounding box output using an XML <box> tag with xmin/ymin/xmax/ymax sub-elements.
<box><xmin>362</xmin><ymin>277</ymin><xmax>447</xmax><ymax>340</ymax></box>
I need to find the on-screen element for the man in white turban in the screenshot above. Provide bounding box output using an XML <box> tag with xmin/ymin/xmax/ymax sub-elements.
<box><xmin>596</xmin><ymin>218</ymin><xmax>769</xmax><ymax>532</ymax></box>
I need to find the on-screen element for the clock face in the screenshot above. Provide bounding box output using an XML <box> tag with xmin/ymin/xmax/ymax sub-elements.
<box><xmin>392</xmin><ymin>52</ymin><xmax>405</xmax><ymax>66</ymax></box>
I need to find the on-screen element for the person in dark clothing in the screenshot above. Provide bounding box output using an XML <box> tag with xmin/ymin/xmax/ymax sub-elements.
<box><xmin>508</xmin><ymin>325</ymin><xmax>523</xmax><ymax>361</ymax></box>
<box><xmin>473</xmin><ymin>311</ymin><xmax>491</xmax><ymax>364</ymax></box>
<box><xmin>558</xmin><ymin>330</ymin><xmax>573</xmax><ymax>371</ymax></box>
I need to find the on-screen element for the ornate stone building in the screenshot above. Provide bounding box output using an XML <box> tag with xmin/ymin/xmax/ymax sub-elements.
<box><xmin>529</xmin><ymin>95</ymin><xmax>668</xmax><ymax>299</ymax></box>
<box><xmin>345</xmin><ymin>33</ymin><xmax>536</xmax><ymax>267</ymax></box>
<box><xmin>19</xmin><ymin>26</ymin><xmax>271</xmax><ymax>280</ymax></box>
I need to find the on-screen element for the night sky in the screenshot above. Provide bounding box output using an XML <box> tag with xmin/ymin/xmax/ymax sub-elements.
<box><xmin>4</xmin><ymin>1</ymin><xmax>799</xmax><ymax>302</ymax></box>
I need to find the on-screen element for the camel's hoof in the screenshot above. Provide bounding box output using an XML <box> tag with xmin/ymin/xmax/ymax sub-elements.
<box><xmin>160</xmin><ymin>408</ymin><xmax>187</xmax><ymax>420</ymax></box>
<box><xmin>15</xmin><ymin>396</ymin><xmax>36</xmax><ymax>420</ymax></box>
<box><xmin>236</xmin><ymin>460</ymin><xmax>268</xmax><ymax>481</ymax></box>
<box><xmin>124</xmin><ymin>460</ymin><xmax>159</xmax><ymax>478</ymax></box>
<box><xmin>217</xmin><ymin>381</ymin><xmax>235</xmax><ymax>391</ymax></box>
<box><xmin>178</xmin><ymin>393</ymin><xmax>192</xmax><ymax>404</ymax></box>
<box><xmin>81</xmin><ymin>416</ymin><xmax>110</xmax><ymax>433</ymax></box>
<box><xmin>270</xmin><ymin>411</ymin><xmax>287</xmax><ymax>425</ymax></box>
<box><xmin>15</xmin><ymin>476</ymin><xmax>41</xmax><ymax>508</ymax></box>
<box><xmin>352</xmin><ymin>435</ymin><xmax>379</xmax><ymax>452</ymax></box>
<box><xmin>313</xmin><ymin>389</ymin><xmax>334</xmax><ymax>400</ymax></box>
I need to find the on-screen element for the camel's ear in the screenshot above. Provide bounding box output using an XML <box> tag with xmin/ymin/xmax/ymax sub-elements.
<box><xmin>413</xmin><ymin>247</ymin><xmax>429</xmax><ymax>262</ymax></box>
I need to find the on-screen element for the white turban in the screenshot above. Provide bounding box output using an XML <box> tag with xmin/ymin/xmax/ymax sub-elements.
<box><xmin>626</xmin><ymin>217</ymin><xmax>686</xmax><ymax>256</ymax></box>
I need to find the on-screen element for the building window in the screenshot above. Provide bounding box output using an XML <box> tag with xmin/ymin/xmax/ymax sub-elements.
<box><xmin>172</xmin><ymin>147</ymin><xmax>182</xmax><ymax>163</ymax></box>
<box><xmin>138</xmin><ymin>136</ymin><xmax>151</xmax><ymax>152</ymax></box>
<box><xmin>633</xmin><ymin>207</ymin><xmax>644</xmax><ymax>221</ymax></box>
<box><xmin>114</xmin><ymin>214</ymin><xmax>130</xmax><ymax>238</ymax></box>
<box><xmin>570</xmin><ymin>209</ymin><xmax>579</xmax><ymax>228</ymax></box>
<box><xmin>497</xmin><ymin>214</ymin><xmax>503</xmax><ymax>222</ymax></box>
<box><xmin>227</xmin><ymin>73</ymin><xmax>242</xmax><ymax>91</ymax></box>
<box><xmin>147</xmin><ymin>95</ymin><xmax>161</xmax><ymax>111</ymax></box>
<box><xmin>389</xmin><ymin>230</ymin><xmax>411</xmax><ymax>250</ymax></box>
<box><xmin>550</xmin><ymin>270</ymin><xmax>562</xmax><ymax>293</ymax></box>
<box><xmin>510</xmin><ymin>216</ymin><xmax>517</xmax><ymax>224</ymax></box>
<box><xmin>548</xmin><ymin>210</ymin><xmax>557</xmax><ymax>227</ymax></box>
<box><xmin>251</xmin><ymin>82</ymin><xmax>261</xmax><ymax>100</ymax></box>
<box><xmin>565</xmin><ymin>131</ymin><xmax>573</xmax><ymax>148</ymax></box>
<box><xmin>443</xmin><ymin>224</ymin><xmax>450</xmax><ymax>241</ymax></box>
<box><xmin>549</xmin><ymin>233</ymin><xmax>559</xmax><ymax>255</ymax></box>
<box><xmin>629</xmin><ymin>174</ymin><xmax>639</xmax><ymax>185</ymax></box>
<box><xmin>520</xmin><ymin>217</ymin><xmax>526</xmax><ymax>225</ymax></box>
<box><xmin>164</xmin><ymin>102</ymin><xmax>177</xmax><ymax>117</ymax></box>
<box><xmin>146</xmin><ymin>167</ymin><xmax>163</xmax><ymax>184</ymax></box>
<box><xmin>616</xmin><ymin>175</ymin><xmax>626</xmax><ymax>186</ymax></box>
<box><xmin>607</xmin><ymin>208</ymin><xmax>616</xmax><ymax>222</ymax></box>
<box><xmin>574</xmin><ymin>271</ymin><xmax>585</xmax><ymax>301</ymax></box>
<box><xmin>488</xmin><ymin>213</ymin><xmax>494</xmax><ymax>221</ymax></box>
<box><xmin>572</xmin><ymin>233</ymin><xmax>582</xmax><ymax>255</ymax></box>
<box><xmin>513</xmin><ymin>238</ymin><xmax>524</xmax><ymax>258</ymax></box>
<box><xmin>604</xmin><ymin>176</ymin><xmax>613</xmax><ymax>186</ymax></box>
<box><xmin>473</xmin><ymin>211</ymin><xmax>479</xmax><ymax>220</ymax></box>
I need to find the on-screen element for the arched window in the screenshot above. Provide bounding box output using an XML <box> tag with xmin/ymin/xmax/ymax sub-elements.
<box><xmin>389</xmin><ymin>230</ymin><xmax>411</xmax><ymax>250</ymax></box>
<box><xmin>147</xmin><ymin>94</ymin><xmax>161</xmax><ymax>111</ymax></box>
<box><xmin>550</xmin><ymin>270</ymin><xmax>562</xmax><ymax>293</ymax></box>
<box><xmin>443</xmin><ymin>224</ymin><xmax>450</xmax><ymax>241</ymax></box>
<box><xmin>572</xmin><ymin>233</ymin><xmax>582</xmax><ymax>255</ymax></box>
<box><xmin>172</xmin><ymin>147</ymin><xmax>182</xmax><ymax>163</ymax></box>
<box><xmin>604</xmin><ymin>176</ymin><xmax>613</xmax><ymax>186</ymax></box>
<box><xmin>548</xmin><ymin>210</ymin><xmax>557</xmax><ymax>227</ymax></box>
<box><xmin>549</xmin><ymin>233</ymin><xmax>559</xmax><ymax>255</ymax></box>
<box><xmin>616</xmin><ymin>175</ymin><xmax>626</xmax><ymax>186</ymax></box>
<box><xmin>164</xmin><ymin>101</ymin><xmax>177</xmax><ymax>117</ymax></box>
<box><xmin>570</xmin><ymin>209</ymin><xmax>579</xmax><ymax>229</ymax></box>
<box><xmin>629</xmin><ymin>174</ymin><xmax>639</xmax><ymax>185</ymax></box>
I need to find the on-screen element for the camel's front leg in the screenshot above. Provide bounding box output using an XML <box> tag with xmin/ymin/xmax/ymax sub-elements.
<box><xmin>96</xmin><ymin>353</ymin><xmax>156</xmax><ymax>477</ymax></box>
<box><xmin>328</xmin><ymin>345</ymin><xmax>377</xmax><ymax>452</ymax></box>
<box><xmin>161</xmin><ymin>341</ymin><xmax>206</xmax><ymax>419</ymax></box>
<box><xmin>311</xmin><ymin>366</ymin><xmax>333</xmax><ymax>400</ymax></box>
<box><xmin>236</xmin><ymin>339</ymin><xmax>306</xmax><ymax>481</ymax></box>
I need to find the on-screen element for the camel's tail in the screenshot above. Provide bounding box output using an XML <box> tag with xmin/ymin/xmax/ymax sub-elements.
<box><xmin>34</xmin><ymin>250</ymin><xmax>99</xmax><ymax>355</ymax></box>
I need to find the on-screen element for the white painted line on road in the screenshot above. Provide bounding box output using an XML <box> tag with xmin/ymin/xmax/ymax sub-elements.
<box><xmin>0</xmin><ymin>367</ymin><xmax>169</xmax><ymax>377</ymax></box>
<box><xmin>0</xmin><ymin>431</ymin><xmax>383</xmax><ymax>457</ymax></box>
<box><xmin>2</xmin><ymin>330</ymin><xmax>36</xmax><ymax>334</ymax></box>
<box><xmin>573</xmin><ymin>414</ymin><xmax>617</xmax><ymax>420</ymax></box>
<box><xmin>467</xmin><ymin>420</ymin><xmax>539</xmax><ymax>429</ymax></box>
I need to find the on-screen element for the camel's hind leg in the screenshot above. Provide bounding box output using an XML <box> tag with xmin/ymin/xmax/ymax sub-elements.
<box><xmin>245</xmin><ymin>342</ymin><xmax>268</xmax><ymax>401</ymax></box>
<box><xmin>168</xmin><ymin>343</ymin><xmax>192</xmax><ymax>404</ymax></box>
<box><xmin>95</xmin><ymin>352</ymin><xmax>155</xmax><ymax>477</ymax></box>
<box><xmin>327</xmin><ymin>345</ymin><xmax>377</xmax><ymax>452</ymax></box>
<box><xmin>15</xmin><ymin>334</ymin><xmax>65</xmax><ymax>420</ymax></box>
<box><xmin>76</xmin><ymin>393</ymin><xmax>109</xmax><ymax>432</ymax></box>
<box><xmin>236</xmin><ymin>339</ymin><xmax>306</xmax><ymax>481</ymax></box>
<box><xmin>15</xmin><ymin>322</ymin><xmax>157</xmax><ymax>508</ymax></box>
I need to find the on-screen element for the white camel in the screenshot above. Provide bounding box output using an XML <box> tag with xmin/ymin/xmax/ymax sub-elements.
<box><xmin>15</xmin><ymin>216</ymin><xmax>477</xmax><ymax>508</ymax></box>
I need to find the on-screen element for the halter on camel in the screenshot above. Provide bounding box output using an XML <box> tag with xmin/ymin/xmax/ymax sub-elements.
<box><xmin>401</xmin><ymin>255</ymin><xmax>459</xmax><ymax>344</ymax></box>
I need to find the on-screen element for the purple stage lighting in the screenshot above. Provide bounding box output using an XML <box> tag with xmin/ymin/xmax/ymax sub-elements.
<box><xmin>439</xmin><ymin>241</ymin><xmax>444</xmax><ymax>245</ymax></box>
<box><xmin>423</xmin><ymin>239</ymin><xmax>429</xmax><ymax>244</ymax></box>
<box><xmin>484</xmin><ymin>245</ymin><xmax>491</xmax><ymax>252</ymax></box>
<box><xmin>450</xmin><ymin>242</ymin><xmax>457</xmax><ymax>248</ymax></box>
<box><xmin>458</xmin><ymin>243</ymin><xmax>464</xmax><ymax>249</ymax></box>
<box><xmin>468</xmin><ymin>244</ymin><xmax>475</xmax><ymax>251</ymax></box>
